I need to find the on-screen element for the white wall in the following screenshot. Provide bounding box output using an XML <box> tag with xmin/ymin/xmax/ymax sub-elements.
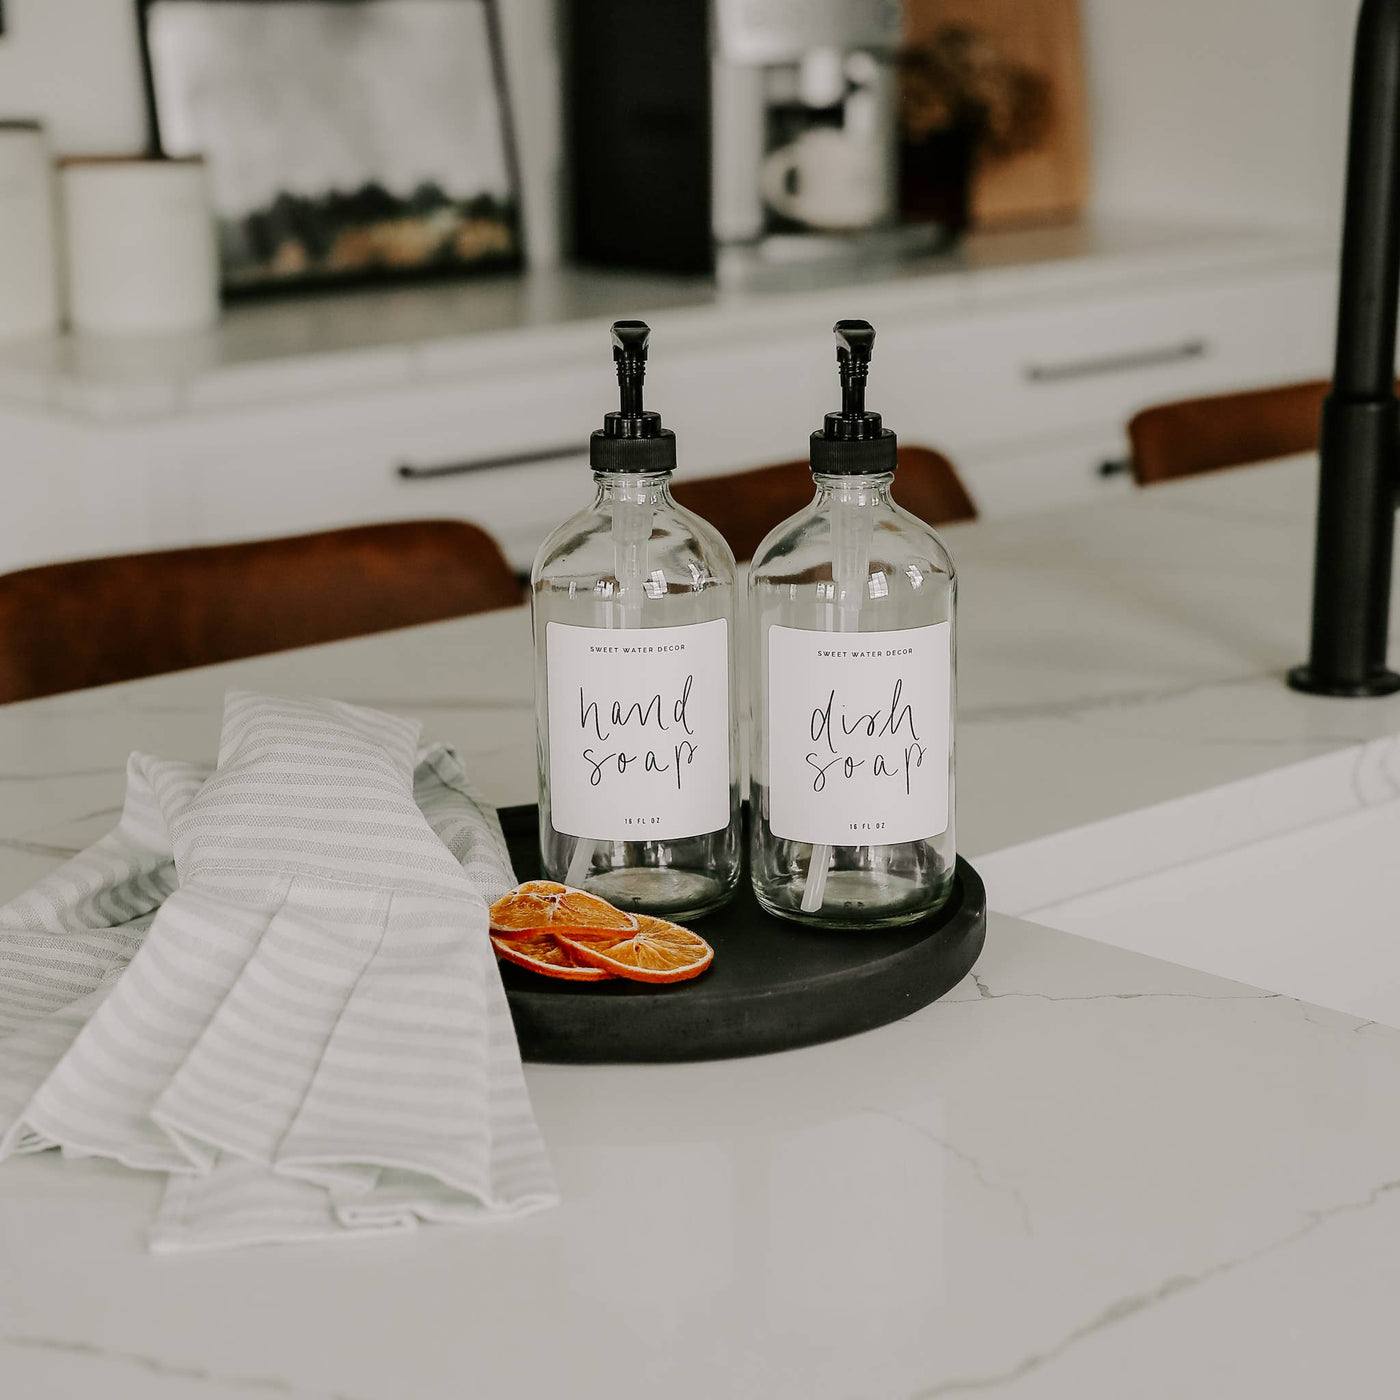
<box><xmin>1084</xmin><ymin>0</ymin><xmax>1362</xmax><ymax>233</ymax></box>
<box><xmin>0</xmin><ymin>0</ymin><xmax>147</xmax><ymax>151</ymax></box>
<box><xmin>0</xmin><ymin>0</ymin><xmax>1367</xmax><ymax>244</ymax></box>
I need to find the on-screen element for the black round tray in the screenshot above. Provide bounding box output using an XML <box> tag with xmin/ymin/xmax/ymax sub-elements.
<box><xmin>497</xmin><ymin>805</ymin><xmax>987</xmax><ymax>1063</ymax></box>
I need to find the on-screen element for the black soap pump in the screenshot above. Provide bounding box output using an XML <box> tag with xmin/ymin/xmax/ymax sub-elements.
<box><xmin>588</xmin><ymin>321</ymin><xmax>677</xmax><ymax>474</ymax></box>
<box><xmin>809</xmin><ymin>319</ymin><xmax>899</xmax><ymax>477</ymax></box>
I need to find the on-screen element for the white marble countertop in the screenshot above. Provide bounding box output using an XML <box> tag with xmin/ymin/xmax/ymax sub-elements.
<box><xmin>0</xmin><ymin>219</ymin><xmax>1327</xmax><ymax>423</ymax></box>
<box><xmin>5</xmin><ymin>455</ymin><xmax>1400</xmax><ymax>1398</ymax></box>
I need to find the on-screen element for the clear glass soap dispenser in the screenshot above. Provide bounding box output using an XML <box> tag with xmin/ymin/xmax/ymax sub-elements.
<box><xmin>531</xmin><ymin>321</ymin><xmax>742</xmax><ymax>919</ymax></box>
<box><xmin>748</xmin><ymin>320</ymin><xmax>957</xmax><ymax>928</ymax></box>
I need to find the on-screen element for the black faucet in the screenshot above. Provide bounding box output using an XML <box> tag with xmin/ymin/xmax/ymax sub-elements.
<box><xmin>1290</xmin><ymin>0</ymin><xmax>1400</xmax><ymax>697</ymax></box>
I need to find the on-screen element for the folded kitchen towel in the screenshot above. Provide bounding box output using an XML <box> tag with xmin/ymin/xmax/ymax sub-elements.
<box><xmin>0</xmin><ymin>691</ymin><xmax>557</xmax><ymax>1251</ymax></box>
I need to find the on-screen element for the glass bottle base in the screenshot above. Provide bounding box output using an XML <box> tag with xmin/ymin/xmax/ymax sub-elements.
<box><xmin>584</xmin><ymin>866</ymin><xmax>739</xmax><ymax>922</ymax></box>
<box><xmin>754</xmin><ymin>869</ymin><xmax>954</xmax><ymax>930</ymax></box>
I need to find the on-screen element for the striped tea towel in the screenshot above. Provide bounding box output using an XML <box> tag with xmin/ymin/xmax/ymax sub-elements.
<box><xmin>0</xmin><ymin>691</ymin><xmax>557</xmax><ymax>1251</ymax></box>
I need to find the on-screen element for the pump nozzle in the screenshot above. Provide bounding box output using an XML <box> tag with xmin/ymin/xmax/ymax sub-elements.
<box><xmin>611</xmin><ymin>320</ymin><xmax>650</xmax><ymax>417</ymax></box>
<box><xmin>834</xmin><ymin>319</ymin><xmax>875</xmax><ymax>417</ymax></box>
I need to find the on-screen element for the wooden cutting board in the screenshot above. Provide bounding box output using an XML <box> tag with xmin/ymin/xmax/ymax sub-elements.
<box><xmin>905</xmin><ymin>0</ymin><xmax>1090</xmax><ymax>228</ymax></box>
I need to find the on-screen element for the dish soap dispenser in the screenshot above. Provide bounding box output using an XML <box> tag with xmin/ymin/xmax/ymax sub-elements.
<box><xmin>748</xmin><ymin>320</ymin><xmax>956</xmax><ymax>927</ymax></box>
<box><xmin>532</xmin><ymin>320</ymin><xmax>741</xmax><ymax>919</ymax></box>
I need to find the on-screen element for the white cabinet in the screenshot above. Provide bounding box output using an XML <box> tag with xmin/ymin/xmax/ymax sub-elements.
<box><xmin>145</xmin><ymin>365</ymin><xmax>602</xmax><ymax>567</ymax></box>
<box><xmin>0</xmin><ymin>226</ymin><xmax>1339</xmax><ymax>574</ymax></box>
<box><xmin>873</xmin><ymin>261</ymin><xmax>1335</xmax><ymax>511</ymax></box>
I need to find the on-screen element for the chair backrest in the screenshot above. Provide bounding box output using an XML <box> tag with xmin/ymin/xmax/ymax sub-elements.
<box><xmin>0</xmin><ymin>519</ymin><xmax>521</xmax><ymax>704</ymax></box>
<box><xmin>1128</xmin><ymin>380</ymin><xmax>1329</xmax><ymax>486</ymax></box>
<box><xmin>670</xmin><ymin>445</ymin><xmax>976</xmax><ymax>562</ymax></box>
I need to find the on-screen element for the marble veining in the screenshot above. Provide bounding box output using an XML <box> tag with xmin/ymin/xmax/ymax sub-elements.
<box><xmin>913</xmin><ymin>1169</ymin><xmax>1400</xmax><ymax>1399</ymax></box>
<box><xmin>979</xmin><ymin>725</ymin><xmax>1400</xmax><ymax>1027</ymax></box>
<box><xmin>859</xmin><ymin>1103</ymin><xmax>1036</xmax><ymax>1237</ymax></box>
<box><xmin>1</xmin><ymin>1333</ymin><xmax>366</xmax><ymax>1400</ymax></box>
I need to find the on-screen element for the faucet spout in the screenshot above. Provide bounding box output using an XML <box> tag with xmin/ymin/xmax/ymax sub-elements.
<box><xmin>1289</xmin><ymin>0</ymin><xmax>1400</xmax><ymax>696</ymax></box>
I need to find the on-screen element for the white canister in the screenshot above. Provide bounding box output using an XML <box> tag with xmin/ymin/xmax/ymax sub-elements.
<box><xmin>61</xmin><ymin>156</ymin><xmax>219</xmax><ymax>337</ymax></box>
<box><xmin>0</xmin><ymin>122</ymin><xmax>61</xmax><ymax>341</ymax></box>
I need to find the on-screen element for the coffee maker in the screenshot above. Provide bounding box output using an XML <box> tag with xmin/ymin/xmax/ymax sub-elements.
<box><xmin>568</xmin><ymin>0</ymin><xmax>934</xmax><ymax>283</ymax></box>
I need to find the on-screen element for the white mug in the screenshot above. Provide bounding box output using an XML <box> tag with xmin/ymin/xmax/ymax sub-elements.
<box><xmin>761</xmin><ymin>128</ymin><xmax>890</xmax><ymax>233</ymax></box>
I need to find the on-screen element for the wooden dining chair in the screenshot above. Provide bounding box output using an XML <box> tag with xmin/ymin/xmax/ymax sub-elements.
<box><xmin>670</xmin><ymin>444</ymin><xmax>977</xmax><ymax>562</ymax></box>
<box><xmin>1128</xmin><ymin>380</ymin><xmax>1330</xmax><ymax>486</ymax></box>
<box><xmin>0</xmin><ymin>519</ymin><xmax>522</xmax><ymax>704</ymax></box>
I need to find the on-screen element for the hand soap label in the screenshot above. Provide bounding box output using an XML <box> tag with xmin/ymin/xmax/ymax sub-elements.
<box><xmin>767</xmin><ymin>622</ymin><xmax>951</xmax><ymax>846</ymax></box>
<box><xmin>546</xmin><ymin>620</ymin><xmax>730</xmax><ymax>842</ymax></box>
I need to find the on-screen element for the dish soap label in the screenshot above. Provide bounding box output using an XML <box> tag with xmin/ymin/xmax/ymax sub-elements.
<box><xmin>547</xmin><ymin>619</ymin><xmax>730</xmax><ymax>842</ymax></box>
<box><xmin>767</xmin><ymin>621</ymin><xmax>951</xmax><ymax>847</ymax></box>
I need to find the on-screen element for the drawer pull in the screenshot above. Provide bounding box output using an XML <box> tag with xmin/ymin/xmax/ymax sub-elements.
<box><xmin>1024</xmin><ymin>339</ymin><xmax>1208</xmax><ymax>384</ymax></box>
<box><xmin>1097</xmin><ymin>457</ymin><xmax>1133</xmax><ymax>478</ymax></box>
<box><xmin>397</xmin><ymin>443</ymin><xmax>589</xmax><ymax>480</ymax></box>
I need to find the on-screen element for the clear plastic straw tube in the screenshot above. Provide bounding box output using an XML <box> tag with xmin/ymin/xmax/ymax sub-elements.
<box><xmin>564</xmin><ymin>489</ymin><xmax>652</xmax><ymax>887</ymax></box>
<box><xmin>800</xmin><ymin>492</ymin><xmax>870</xmax><ymax>912</ymax></box>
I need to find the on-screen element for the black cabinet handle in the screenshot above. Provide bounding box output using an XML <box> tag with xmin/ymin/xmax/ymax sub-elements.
<box><xmin>1098</xmin><ymin>457</ymin><xmax>1134</xmax><ymax>478</ymax></box>
<box><xmin>1024</xmin><ymin>339</ymin><xmax>1208</xmax><ymax>384</ymax></box>
<box><xmin>397</xmin><ymin>443</ymin><xmax>589</xmax><ymax>481</ymax></box>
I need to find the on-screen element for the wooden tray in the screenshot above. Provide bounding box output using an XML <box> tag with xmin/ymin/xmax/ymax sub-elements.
<box><xmin>497</xmin><ymin>805</ymin><xmax>987</xmax><ymax>1063</ymax></box>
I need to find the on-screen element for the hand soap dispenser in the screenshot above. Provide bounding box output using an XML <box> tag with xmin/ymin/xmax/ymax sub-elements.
<box><xmin>748</xmin><ymin>320</ymin><xmax>957</xmax><ymax>927</ymax></box>
<box><xmin>532</xmin><ymin>321</ymin><xmax>742</xmax><ymax>919</ymax></box>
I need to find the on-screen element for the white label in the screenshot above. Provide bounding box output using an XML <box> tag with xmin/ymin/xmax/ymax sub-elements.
<box><xmin>767</xmin><ymin>622</ymin><xmax>951</xmax><ymax>846</ymax></box>
<box><xmin>546</xmin><ymin>619</ymin><xmax>730</xmax><ymax>841</ymax></box>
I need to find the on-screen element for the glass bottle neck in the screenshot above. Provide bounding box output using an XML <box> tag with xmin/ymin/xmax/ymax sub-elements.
<box><xmin>812</xmin><ymin>471</ymin><xmax>895</xmax><ymax>507</ymax></box>
<box><xmin>592</xmin><ymin>471</ymin><xmax>674</xmax><ymax>507</ymax></box>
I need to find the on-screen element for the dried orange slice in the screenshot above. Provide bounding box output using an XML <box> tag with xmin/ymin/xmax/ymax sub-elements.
<box><xmin>489</xmin><ymin>880</ymin><xmax>638</xmax><ymax>936</ymax></box>
<box><xmin>555</xmin><ymin>915</ymin><xmax>714</xmax><ymax>984</ymax></box>
<box><xmin>491</xmin><ymin>931</ymin><xmax>615</xmax><ymax>982</ymax></box>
